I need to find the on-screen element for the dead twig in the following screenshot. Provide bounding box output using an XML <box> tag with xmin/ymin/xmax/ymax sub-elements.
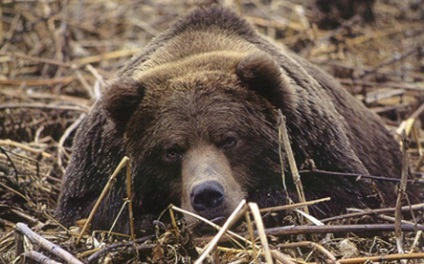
<box><xmin>195</xmin><ymin>200</ymin><xmax>247</xmax><ymax>264</ymax></box>
<box><xmin>15</xmin><ymin>223</ymin><xmax>83</xmax><ymax>264</ymax></box>
<box><xmin>0</xmin><ymin>103</ymin><xmax>89</xmax><ymax>113</ymax></box>
<box><xmin>299</xmin><ymin>168</ymin><xmax>423</xmax><ymax>183</ymax></box>
<box><xmin>0</xmin><ymin>139</ymin><xmax>52</xmax><ymax>159</ymax></box>
<box><xmin>347</xmin><ymin>208</ymin><xmax>424</xmax><ymax>229</ymax></box>
<box><xmin>125</xmin><ymin>156</ymin><xmax>135</xmax><ymax>240</ymax></box>
<box><xmin>70</xmin><ymin>48</ymin><xmax>143</xmax><ymax>66</ymax></box>
<box><xmin>277</xmin><ymin>241</ymin><xmax>339</xmax><ymax>264</ymax></box>
<box><xmin>270</xmin><ymin>250</ymin><xmax>296</xmax><ymax>264</ymax></box>
<box><xmin>321</xmin><ymin>203</ymin><xmax>424</xmax><ymax>223</ymax></box>
<box><xmin>259</xmin><ymin>197</ymin><xmax>331</xmax><ymax>215</ymax></box>
<box><xmin>23</xmin><ymin>250</ymin><xmax>62</xmax><ymax>264</ymax></box>
<box><xmin>86</xmin><ymin>234</ymin><xmax>155</xmax><ymax>263</ymax></box>
<box><xmin>76</xmin><ymin>156</ymin><xmax>130</xmax><ymax>244</ymax></box>
<box><xmin>0</xmin><ymin>76</ymin><xmax>75</xmax><ymax>86</ymax></box>
<box><xmin>278</xmin><ymin>110</ymin><xmax>309</xmax><ymax>220</ymax></box>
<box><xmin>397</xmin><ymin>101</ymin><xmax>424</xmax><ymax>137</ymax></box>
<box><xmin>338</xmin><ymin>252</ymin><xmax>424</xmax><ymax>264</ymax></box>
<box><xmin>170</xmin><ymin>205</ymin><xmax>253</xmax><ymax>247</ymax></box>
<box><xmin>57</xmin><ymin>113</ymin><xmax>86</xmax><ymax>168</ymax></box>
<box><xmin>395</xmin><ymin>131</ymin><xmax>409</xmax><ymax>258</ymax></box>
<box><xmin>262</xmin><ymin>223</ymin><xmax>423</xmax><ymax>237</ymax></box>
<box><xmin>248</xmin><ymin>202</ymin><xmax>273</xmax><ymax>264</ymax></box>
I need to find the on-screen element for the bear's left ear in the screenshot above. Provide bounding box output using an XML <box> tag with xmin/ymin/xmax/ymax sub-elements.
<box><xmin>101</xmin><ymin>78</ymin><xmax>145</xmax><ymax>128</ymax></box>
<box><xmin>236</xmin><ymin>53</ymin><xmax>296</xmax><ymax>114</ymax></box>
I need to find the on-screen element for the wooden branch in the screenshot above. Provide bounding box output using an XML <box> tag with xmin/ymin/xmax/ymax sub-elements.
<box><xmin>278</xmin><ymin>110</ymin><xmax>309</xmax><ymax>220</ymax></box>
<box><xmin>195</xmin><ymin>200</ymin><xmax>247</xmax><ymax>264</ymax></box>
<box><xmin>15</xmin><ymin>223</ymin><xmax>83</xmax><ymax>264</ymax></box>
<box><xmin>263</xmin><ymin>223</ymin><xmax>423</xmax><ymax>237</ymax></box>
<box><xmin>23</xmin><ymin>250</ymin><xmax>62</xmax><ymax>264</ymax></box>
<box><xmin>338</xmin><ymin>252</ymin><xmax>424</xmax><ymax>264</ymax></box>
<box><xmin>320</xmin><ymin>203</ymin><xmax>424</xmax><ymax>223</ymax></box>
<box><xmin>76</xmin><ymin>156</ymin><xmax>130</xmax><ymax>244</ymax></box>
<box><xmin>277</xmin><ymin>241</ymin><xmax>339</xmax><ymax>264</ymax></box>
<box><xmin>299</xmin><ymin>168</ymin><xmax>423</xmax><ymax>183</ymax></box>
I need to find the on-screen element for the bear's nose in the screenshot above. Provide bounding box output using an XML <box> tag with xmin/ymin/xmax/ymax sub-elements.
<box><xmin>190</xmin><ymin>181</ymin><xmax>225</xmax><ymax>212</ymax></box>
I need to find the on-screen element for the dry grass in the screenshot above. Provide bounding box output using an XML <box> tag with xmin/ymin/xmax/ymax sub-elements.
<box><xmin>0</xmin><ymin>0</ymin><xmax>423</xmax><ymax>263</ymax></box>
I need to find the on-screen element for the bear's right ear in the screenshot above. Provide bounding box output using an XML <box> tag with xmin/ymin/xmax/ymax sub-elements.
<box><xmin>101</xmin><ymin>78</ymin><xmax>145</xmax><ymax>128</ymax></box>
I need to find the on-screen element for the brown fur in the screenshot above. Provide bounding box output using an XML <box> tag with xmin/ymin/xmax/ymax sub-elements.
<box><xmin>56</xmin><ymin>6</ymin><xmax>417</xmax><ymax>234</ymax></box>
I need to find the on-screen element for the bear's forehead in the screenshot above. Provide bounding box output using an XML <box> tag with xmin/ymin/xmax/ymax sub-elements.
<box><xmin>152</xmin><ymin>82</ymin><xmax>254</xmax><ymax>126</ymax></box>
<box><xmin>141</xmin><ymin>70</ymin><xmax>249</xmax><ymax>108</ymax></box>
<box><xmin>138</xmin><ymin>79</ymin><xmax>276</xmax><ymax>146</ymax></box>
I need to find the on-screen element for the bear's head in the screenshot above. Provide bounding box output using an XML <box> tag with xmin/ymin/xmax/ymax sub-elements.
<box><xmin>102</xmin><ymin>51</ymin><xmax>296</xmax><ymax>221</ymax></box>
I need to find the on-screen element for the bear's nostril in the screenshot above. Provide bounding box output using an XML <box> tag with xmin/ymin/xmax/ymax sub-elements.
<box><xmin>190</xmin><ymin>181</ymin><xmax>225</xmax><ymax>212</ymax></box>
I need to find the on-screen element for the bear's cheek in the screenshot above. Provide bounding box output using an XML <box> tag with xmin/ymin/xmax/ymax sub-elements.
<box><xmin>180</xmin><ymin>145</ymin><xmax>246</xmax><ymax>220</ymax></box>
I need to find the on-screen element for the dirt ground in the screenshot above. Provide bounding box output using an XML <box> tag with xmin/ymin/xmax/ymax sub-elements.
<box><xmin>0</xmin><ymin>0</ymin><xmax>423</xmax><ymax>263</ymax></box>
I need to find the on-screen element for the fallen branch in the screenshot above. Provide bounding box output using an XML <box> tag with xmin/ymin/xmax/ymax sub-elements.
<box><xmin>23</xmin><ymin>250</ymin><xmax>62</xmax><ymax>264</ymax></box>
<box><xmin>321</xmin><ymin>203</ymin><xmax>424</xmax><ymax>223</ymax></box>
<box><xmin>299</xmin><ymin>168</ymin><xmax>423</xmax><ymax>183</ymax></box>
<box><xmin>76</xmin><ymin>156</ymin><xmax>130</xmax><ymax>244</ymax></box>
<box><xmin>338</xmin><ymin>252</ymin><xmax>424</xmax><ymax>264</ymax></box>
<box><xmin>15</xmin><ymin>223</ymin><xmax>83</xmax><ymax>264</ymax></box>
<box><xmin>277</xmin><ymin>241</ymin><xmax>339</xmax><ymax>264</ymax></box>
<box><xmin>263</xmin><ymin>223</ymin><xmax>423</xmax><ymax>237</ymax></box>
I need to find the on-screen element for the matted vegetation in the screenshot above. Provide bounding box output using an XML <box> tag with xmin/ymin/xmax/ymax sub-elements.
<box><xmin>0</xmin><ymin>0</ymin><xmax>423</xmax><ymax>263</ymax></box>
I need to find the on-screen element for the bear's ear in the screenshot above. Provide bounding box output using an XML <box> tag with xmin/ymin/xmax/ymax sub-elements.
<box><xmin>101</xmin><ymin>78</ymin><xmax>145</xmax><ymax>128</ymax></box>
<box><xmin>236</xmin><ymin>53</ymin><xmax>296</xmax><ymax>113</ymax></box>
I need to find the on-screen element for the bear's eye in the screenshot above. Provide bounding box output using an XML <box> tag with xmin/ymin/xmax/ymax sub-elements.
<box><xmin>164</xmin><ymin>146</ymin><xmax>184</xmax><ymax>162</ymax></box>
<box><xmin>219</xmin><ymin>133</ymin><xmax>239</xmax><ymax>150</ymax></box>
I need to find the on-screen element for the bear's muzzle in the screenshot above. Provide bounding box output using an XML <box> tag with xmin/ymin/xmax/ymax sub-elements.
<box><xmin>181</xmin><ymin>144</ymin><xmax>245</xmax><ymax>220</ymax></box>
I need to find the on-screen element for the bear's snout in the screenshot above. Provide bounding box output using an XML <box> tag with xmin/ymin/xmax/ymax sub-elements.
<box><xmin>181</xmin><ymin>144</ymin><xmax>245</xmax><ymax>220</ymax></box>
<box><xmin>190</xmin><ymin>180</ymin><xmax>225</xmax><ymax>212</ymax></box>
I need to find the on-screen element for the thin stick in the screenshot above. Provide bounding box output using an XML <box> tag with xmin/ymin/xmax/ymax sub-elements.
<box><xmin>278</xmin><ymin>241</ymin><xmax>339</xmax><ymax>264</ymax></box>
<box><xmin>245</xmin><ymin>209</ymin><xmax>257</xmax><ymax>263</ymax></box>
<box><xmin>263</xmin><ymin>223</ymin><xmax>423</xmax><ymax>237</ymax></box>
<box><xmin>409</xmin><ymin>230</ymin><xmax>422</xmax><ymax>254</ymax></box>
<box><xmin>76</xmin><ymin>156</ymin><xmax>130</xmax><ymax>244</ymax></box>
<box><xmin>23</xmin><ymin>250</ymin><xmax>62</xmax><ymax>264</ymax></box>
<box><xmin>0</xmin><ymin>51</ymin><xmax>73</xmax><ymax>67</ymax></box>
<box><xmin>0</xmin><ymin>103</ymin><xmax>88</xmax><ymax>112</ymax></box>
<box><xmin>338</xmin><ymin>252</ymin><xmax>424</xmax><ymax>264</ymax></box>
<box><xmin>57</xmin><ymin>113</ymin><xmax>86</xmax><ymax>168</ymax></box>
<box><xmin>270</xmin><ymin>250</ymin><xmax>296</xmax><ymax>264</ymax></box>
<box><xmin>195</xmin><ymin>200</ymin><xmax>247</xmax><ymax>264</ymax></box>
<box><xmin>170</xmin><ymin>205</ymin><xmax>253</xmax><ymax>247</ymax></box>
<box><xmin>15</xmin><ymin>223</ymin><xmax>83</xmax><ymax>264</ymax></box>
<box><xmin>248</xmin><ymin>202</ymin><xmax>273</xmax><ymax>264</ymax></box>
<box><xmin>168</xmin><ymin>206</ymin><xmax>181</xmax><ymax>241</ymax></box>
<box><xmin>125</xmin><ymin>158</ymin><xmax>135</xmax><ymax>240</ymax></box>
<box><xmin>278</xmin><ymin>110</ymin><xmax>309</xmax><ymax>218</ymax></box>
<box><xmin>299</xmin><ymin>168</ymin><xmax>423</xmax><ymax>183</ymax></box>
<box><xmin>259</xmin><ymin>197</ymin><xmax>330</xmax><ymax>214</ymax></box>
<box><xmin>108</xmin><ymin>200</ymin><xmax>129</xmax><ymax>237</ymax></box>
<box><xmin>277</xmin><ymin>110</ymin><xmax>289</xmax><ymax>198</ymax></box>
<box><xmin>0</xmin><ymin>139</ymin><xmax>52</xmax><ymax>158</ymax></box>
<box><xmin>322</xmin><ymin>203</ymin><xmax>424</xmax><ymax>223</ymax></box>
<box><xmin>71</xmin><ymin>48</ymin><xmax>143</xmax><ymax>66</ymax></box>
<box><xmin>395</xmin><ymin>131</ymin><xmax>409</xmax><ymax>256</ymax></box>
<box><xmin>412</xmin><ymin>125</ymin><xmax>423</xmax><ymax>171</ymax></box>
<box><xmin>396</xmin><ymin>101</ymin><xmax>424</xmax><ymax>138</ymax></box>
<box><xmin>0</xmin><ymin>76</ymin><xmax>75</xmax><ymax>86</ymax></box>
<box><xmin>196</xmin><ymin>223</ymin><xmax>424</xmax><ymax>245</ymax></box>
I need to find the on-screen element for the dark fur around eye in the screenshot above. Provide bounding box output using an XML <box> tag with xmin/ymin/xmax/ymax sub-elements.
<box><xmin>164</xmin><ymin>145</ymin><xmax>185</xmax><ymax>162</ymax></box>
<box><xmin>218</xmin><ymin>133</ymin><xmax>239</xmax><ymax>150</ymax></box>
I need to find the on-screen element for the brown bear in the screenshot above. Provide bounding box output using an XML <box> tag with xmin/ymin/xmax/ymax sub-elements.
<box><xmin>56</xmin><ymin>5</ymin><xmax>414</xmax><ymax>234</ymax></box>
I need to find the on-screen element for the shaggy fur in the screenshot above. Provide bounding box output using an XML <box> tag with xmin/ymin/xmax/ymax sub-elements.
<box><xmin>56</xmin><ymin>6</ymin><xmax>415</xmax><ymax>234</ymax></box>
